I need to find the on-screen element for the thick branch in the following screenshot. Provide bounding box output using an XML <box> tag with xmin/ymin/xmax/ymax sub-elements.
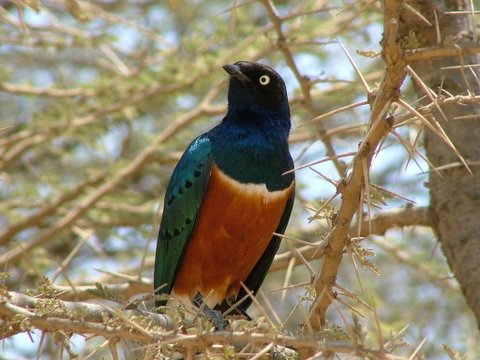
<box><xmin>399</xmin><ymin>0</ymin><xmax>480</xmax><ymax>328</ymax></box>
<box><xmin>1</xmin><ymin>291</ymin><xmax>387</xmax><ymax>359</ymax></box>
<box><xmin>307</xmin><ymin>0</ymin><xmax>407</xmax><ymax>330</ymax></box>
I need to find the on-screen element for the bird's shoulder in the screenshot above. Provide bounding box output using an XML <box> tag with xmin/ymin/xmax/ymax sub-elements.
<box><xmin>167</xmin><ymin>135</ymin><xmax>212</xmax><ymax>188</ymax></box>
<box><xmin>159</xmin><ymin>135</ymin><xmax>213</xmax><ymax>240</ymax></box>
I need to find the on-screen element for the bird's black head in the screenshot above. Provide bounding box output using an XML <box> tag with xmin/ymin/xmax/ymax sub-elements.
<box><xmin>223</xmin><ymin>61</ymin><xmax>290</xmax><ymax>117</ymax></box>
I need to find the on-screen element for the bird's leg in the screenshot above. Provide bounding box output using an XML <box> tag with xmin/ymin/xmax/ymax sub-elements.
<box><xmin>223</xmin><ymin>295</ymin><xmax>251</xmax><ymax>319</ymax></box>
<box><xmin>193</xmin><ymin>293</ymin><xmax>227</xmax><ymax>330</ymax></box>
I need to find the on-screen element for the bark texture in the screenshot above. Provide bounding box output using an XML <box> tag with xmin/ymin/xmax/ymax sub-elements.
<box><xmin>399</xmin><ymin>0</ymin><xmax>480</xmax><ymax>327</ymax></box>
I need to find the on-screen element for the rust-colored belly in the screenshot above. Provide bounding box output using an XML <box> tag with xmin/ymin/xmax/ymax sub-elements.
<box><xmin>172</xmin><ymin>165</ymin><xmax>292</xmax><ymax>306</ymax></box>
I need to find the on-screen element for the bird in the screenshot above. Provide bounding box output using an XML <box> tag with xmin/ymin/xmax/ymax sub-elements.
<box><xmin>154</xmin><ymin>61</ymin><xmax>295</xmax><ymax>319</ymax></box>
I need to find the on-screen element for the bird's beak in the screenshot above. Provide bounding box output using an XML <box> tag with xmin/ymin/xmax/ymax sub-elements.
<box><xmin>223</xmin><ymin>64</ymin><xmax>250</xmax><ymax>84</ymax></box>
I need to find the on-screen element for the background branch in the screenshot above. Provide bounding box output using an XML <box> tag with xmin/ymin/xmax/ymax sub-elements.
<box><xmin>270</xmin><ymin>205</ymin><xmax>431</xmax><ymax>273</ymax></box>
<box><xmin>2</xmin><ymin>0</ymin><xmax>478</xmax><ymax>357</ymax></box>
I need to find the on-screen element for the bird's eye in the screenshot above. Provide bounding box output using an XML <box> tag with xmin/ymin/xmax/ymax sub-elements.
<box><xmin>259</xmin><ymin>74</ymin><xmax>270</xmax><ymax>86</ymax></box>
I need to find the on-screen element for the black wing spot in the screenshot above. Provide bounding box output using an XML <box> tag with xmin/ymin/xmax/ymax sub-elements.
<box><xmin>185</xmin><ymin>180</ymin><xmax>192</xmax><ymax>188</ymax></box>
<box><xmin>173</xmin><ymin>228</ymin><xmax>181</xmax><ymax>236</ymax></box>
<box><xmin>167</xmin><ymin>195</ymin><xmax>175</xmax><ymax>206</ymax></box>
<box><xmin>185</xmin><ymin>218</ymin><xmax>192</xmax><ymax>225</ymax></box>
<box><xmin>194</xmin><ymin>170</ymin><xmax>201</xmax><ymax>177</ymax></box>
<box><xmin>163</xmin><ymin>232</ymin><xmax>172</xmax><ymax>240</ymax></box>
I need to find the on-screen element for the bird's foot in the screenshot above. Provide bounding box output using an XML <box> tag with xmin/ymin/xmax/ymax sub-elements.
<box><xmin>193</xmin><ymin>293</ymin><xmax>228</xmax><ymax>330</ymax></box>
<box><xmin>201</xmin><ymin>307</ymin><xmax>228</xmax><ymax>331</ymax></box>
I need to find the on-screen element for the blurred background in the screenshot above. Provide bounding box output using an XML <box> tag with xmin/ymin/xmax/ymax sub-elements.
<box><xmin>1</xmin><ymin>0</ymin><xmax>479</xmax><ymax>358</ymax></box>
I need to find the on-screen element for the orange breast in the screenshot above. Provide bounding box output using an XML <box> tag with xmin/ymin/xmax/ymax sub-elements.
<box><xmin>172</xmin><ymin>165</ymin><xmax>292</xmax><ymax>307</ymax></box>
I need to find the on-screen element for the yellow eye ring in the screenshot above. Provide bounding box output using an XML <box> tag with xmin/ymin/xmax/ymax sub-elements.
<box><xmin>259</xmin><ymin>75</ymin><xmax>270</xmax><ymax>86</ymax></box>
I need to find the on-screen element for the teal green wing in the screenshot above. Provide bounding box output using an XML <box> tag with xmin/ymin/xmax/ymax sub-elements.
<box><xmin>154</xmin><ymin>135</ymin><xmax>213</xmax><ymax>307</ymax></box>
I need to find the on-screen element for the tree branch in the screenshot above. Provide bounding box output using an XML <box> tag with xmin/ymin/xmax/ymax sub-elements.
<box><xmin>0</xmin><ymin>291</ymin><xmax>172</xmax><ymax>342</ymax></box>
<box><xmin>0</xmin><ymin>171</ymin><xmax>107</xmax><ymax>245</ymax></box>
<box><xmin>271</xmin><ymin>205</ymin><xmax>431</xmax><ymax>273</ymax></box>
<box><xmin>0</xmin><ymin>86</ymin><xmax>222</xmax><ymax>267</ymax></box>
<box><xmin>1</xmin><ymin>291</ymin><xmax>392</xmax><ymax>359</ymax></box>
<box><xmin>306</xmin><ymin>0</ymin><xmax>408</xmax><ymax>330</ymax></box>
<box><xmin>53</xmin><ymin>275</ymin><xmax>152</xmax><ymax>302</ymax></box>
<box><xmin>48</xmin><ymin>206</ymin><xmax>430</xmax><ymax>304</ymax></box>
<box><xmin>406</xmin><ymin>43</ymin><xmax>480</xmax><ymax>62</ymax></box>
<box><xmin>0</xmin><ymin>82</ymin><xmax>96</xmax><ymax>97</ymax></box>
